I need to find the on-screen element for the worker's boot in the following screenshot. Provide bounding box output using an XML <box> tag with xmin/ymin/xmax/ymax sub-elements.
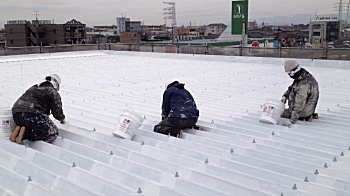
<box><xmin>178</xmin><ymin>130</ymin><xmax>183</xmax><ymax>138</ymax></box>
<box><xmin>9</xmin><ymin>126</ymin><xmax>21</xmax><ymax>142</ymax></box>
<box><xmin>307</xmin><ymin>115</ymin><xmax>313</xmax><ymax>122</ymax></box>
<box><xmin>15</xmin><ymin>127</ymin><xmax>26</xmax><ymax>144</ymax></box>
<box><xmin>198</xmin><ymin>127</ymin><xmax>205</xmax><ymax>131</ymax></box>
<box><xmin>313</xmin><ymin>113</ymin><xmax>319</xmax><ymax>119</ymax></box>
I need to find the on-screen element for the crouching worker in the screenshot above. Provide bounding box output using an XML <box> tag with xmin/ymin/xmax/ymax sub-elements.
<box><xmin>10</xmin><ymin>74</ymin><xmax>66</xmax><ymax>144</ymax></box>
<box><xmin>154</xmin><ymin>81</ymin><xmax>203</xmax><ymax>138</ymax></box>
<box><xmin>280</xmin><ymin>60</ymin><xmax>319</xmax><ymax>126</ymax></box>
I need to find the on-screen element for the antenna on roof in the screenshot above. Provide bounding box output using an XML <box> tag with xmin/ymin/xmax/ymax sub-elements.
<box><xmin>32</xmin><ymin>10</ymin><xmax>40</xmax><ymax>21</ymax></box>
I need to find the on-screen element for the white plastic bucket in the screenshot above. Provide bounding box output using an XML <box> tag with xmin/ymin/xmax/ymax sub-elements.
<box><xmin>112</xmin><ymin>109</ymin><xmax>144</xmax><ymax>140</ymax></box>
<box><xmin>0</xmin><ymin>106</ymin><xmax>15</xmax><ymax>137</ymax></box>
<box><xmin>259</xmin><ymin>99</ymin><xmax>285</xmax><ymax>125</ymax></box>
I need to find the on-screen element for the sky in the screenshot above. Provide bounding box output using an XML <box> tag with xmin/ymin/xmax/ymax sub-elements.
<box><xmin>0</xmin><ymin>0</ymin><xmax>338</xmax><ymax>28</ymax></box>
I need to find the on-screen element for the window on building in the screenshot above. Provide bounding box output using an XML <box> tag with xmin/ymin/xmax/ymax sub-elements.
<box><xmin>312</xmin><ymin>24</ymin><xmax>321</xmax><ymax>29</ymax></box>
<box><xmin>10</xmin><ymin>40</ymin><xmax>14</xmax><ymax>44</ymax></box>
<box><xmin>54</xmin><ymin>29</ymin><xmax>57</xmax><ymax>34</ymax></box>
<box><xmin>313</xmin><ymin>32</ymin><xmax>321</xmax><ymax>36</ymax></box>
<box><xmin>54</xmin><ymin>40</ymin><xmax>57</xmax><ymax>44</ymax></box>
<box><xmin>10</xmin><ymin>29</ymin><xmax>13</xmax><ymax>34</ymax></box>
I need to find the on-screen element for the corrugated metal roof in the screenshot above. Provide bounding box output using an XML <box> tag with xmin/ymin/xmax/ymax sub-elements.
<box><xmin>0</xmin><ymin>51</ymin><xmax>349</xmax><ymax>196</ymax></box>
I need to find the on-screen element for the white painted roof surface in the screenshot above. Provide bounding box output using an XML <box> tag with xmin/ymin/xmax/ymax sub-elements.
<box><xmin>0</xmin><ymin>51</ymin><xmax>349</xmax><ymax>196</ymax></box>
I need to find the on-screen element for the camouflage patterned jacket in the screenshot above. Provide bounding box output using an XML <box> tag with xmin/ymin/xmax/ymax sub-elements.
<box><xmin>12</xmin><ymin>82</ymin><xmax>65</xmax><ymax>121</ymax></box>
<box><xmin>283</xmin><ymin>69</ymin><xmax>319</xmax><ymax>123</ymax></box>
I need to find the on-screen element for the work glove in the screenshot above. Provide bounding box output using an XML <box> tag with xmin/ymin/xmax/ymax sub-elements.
<box><xmin>282</xmin><ymin>119</ymin><xmax>293</xmax><ymax>127</ymax></box>
<box><xmin>60</xmin><ymin>119</ymin><xmax>67</xmax><ymax>125</ymax></box>
<box><xmin>281</xmin><ymin>96</ymin><xmax>287</xmax><ymax>104</ymax></box>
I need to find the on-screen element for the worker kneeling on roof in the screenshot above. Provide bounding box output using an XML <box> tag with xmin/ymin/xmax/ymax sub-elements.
<box><xmin>280</xmin><ymin>60</ymin><xmax>319</xmax><ymax>126</ymax></box>
<box><xmin>154</xmin><ymin>81</ymin><xmax>204</xmax><ymax>138</ymax></box>
<box><xmin>10</xmin><ymin>74</ymin><xmax>66</xmax><ymax>144</ymax></box>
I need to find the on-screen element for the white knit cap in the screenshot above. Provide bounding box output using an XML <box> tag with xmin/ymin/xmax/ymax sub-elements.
<box><xmin>284</xmin><ymin>60</ymin><xmax>299</xmax><ymax>72</ymax></box>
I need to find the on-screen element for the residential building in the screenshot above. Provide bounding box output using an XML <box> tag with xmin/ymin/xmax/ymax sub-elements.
<box><xmin>116</xmin><ymin>17</ymin><xmax>142</xmax><ymax>35</ymax></box>
<box><xmin>248</xmin><ymin>20</ymin><xmax>258</xmax><ymax>30</ymax></box>
<box><xmin>86</xmin><ymin>34</ymin><xmax>107</xmax><ymax>44</ymax></box>
<box><xmin>275</xmin><ymin>32</ymin><xmax>308</xmax><ymax>47</ymax></box>
<box><xmin>93</xmin><ymin>25</ymin><xmax>117</xmax><ymax>34</ymax></box>
<box><xmin>5</xmin><ymin>19</ymin><xmax>86</xmax><ymax>47</ymax></box>
<box><xmin>204</xmin><ymin>23</ymin><xmax>227</xmax><ymax>36</ymax></box>
<box><xmin>127</xmin><ymin>21</ymin><xmax>141</xmax><ymax>32</ymax></box>
<box><xmin>107</xmin><ymin>35</ymin><xmax>120</xmax><ymax>43</ymax></box>
<box><xmin>141</xmin><ymin>25</ymin><xmax>166</xmax><ymax>32</ymax></box>
<box><xmin>116</xmin><ymin>17</ymin><xmax>130</xmax><ymax>34</ymax></box>
<box><xmin>120</xmin><ymin>32</ymin><xmax>142</xmax><ymax>43</ymax></box>
<box><xmin>0</xmin><ymin>29</ymin><xmax>5</xmax><ymax>47</ymax></box>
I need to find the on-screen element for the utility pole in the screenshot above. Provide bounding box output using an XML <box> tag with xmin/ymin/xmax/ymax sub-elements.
<box><xmin>335</xmin><ymin>0</ymin><xmax>346</xmax><ymax>38</ymax></box>
<box><xmin>163</xmin><ymin>2</ymin><xmax>178</xmax><ymax>44</ymax></box>
<box><xmin>346</xmin><ymin>0</ymin><xmax>350</xmax><ymax>36</ymax></box>
<box><xmin>32</xmin><ymin>11</ymin><xmax>40</xmax><ymax>21</ymax></box>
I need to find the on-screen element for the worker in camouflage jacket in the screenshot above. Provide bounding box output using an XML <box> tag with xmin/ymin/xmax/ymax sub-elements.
<box><xmin>280</xmin><ymin>60</ymin><xmax>319</xmax><ymax>126</ymax></box>
<box><xmin>10</xmin><ymin>74</ymin><xmax>66</xmax><ymax>144</ymax></box>
<box><xmin>153</xmin><ymin>81</ymin><xmax>204</xmax><ymax>138</ymax></box>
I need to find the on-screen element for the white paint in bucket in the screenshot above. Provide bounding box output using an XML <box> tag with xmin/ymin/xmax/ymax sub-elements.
<box><xmin>259</xmin><ymin>99</ymin><xmax>285</xmax><ymax>125</ymax></box>
<box><xmin>0</xmin><ymin>106</ymin><xmax>15</xmax><ymax>137</ymax></box>
<box><xmin>112</xmin><ymin>109</ymin><xmax>144</xmax><ymax>140</ymax></box>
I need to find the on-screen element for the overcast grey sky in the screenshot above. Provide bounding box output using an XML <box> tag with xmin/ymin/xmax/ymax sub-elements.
<box><xmin>0</xmin><ymin>0</ymin><xmax>338</xmax><ymax>27</ymax></box>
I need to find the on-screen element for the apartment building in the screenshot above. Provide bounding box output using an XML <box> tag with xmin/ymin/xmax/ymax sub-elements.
<box><xmin>204</xmin><ymin>23</ymin><xmax>227</xmax><ymax>36</ymax></box>
<box><xmin>141</xmin><ymin>25</ymin><xmax>166</xmax><ymax>32</ymax></box>
<box><xmin>5</xmin><ymin>19</ymin><xmax>86</xmax><ymax>47</ymax></box>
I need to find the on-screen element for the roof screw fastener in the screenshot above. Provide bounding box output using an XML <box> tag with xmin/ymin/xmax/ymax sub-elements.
<box><xmin>314</xmin><ymin>169</ymin><xmax>319</xmax><ymax>175</ymax></box>
<box><xmin>205</xmin><ymin>159</ymin><xmax>209</xmax><ymax>164</ymax></box>
<box><xmin>323</xmin><ymin>163</ymin><xmax>328</xmax><ymax>168</ymax></box>
<box><xmin>141</xmin><ymin>141</ymin><xmax>144</xmax><ymax>145</ymax></box>
<box><xmin>304</xmin><ymin>177</ymin><xmax>309</xmax><ymax>182</ymax></box>
<box><xmin>327</xmin><ymin>108</ymin><xmax>330</xmax><ymax>111</ymax></box>
<box><xmin>260</xmin><ymin>105</ymin><xmax>263</xmax><ymax>108</ymax></box>
<box><xmin>72</xmin><ymin>162</ymin><xmax>76</xmax><ymax>167</ymax></box>
<box><xmin>110</xmin><ymin>151</ymin><xmax>113</xmax><ymax>155</ymax></box>
<box><xmin>230</xmin><ymin>148</ymin><xmax>234</xmax><ymax>153</ymax></box>
<box><xmin>175</xmin><ymin>172</ymin><xmax>179</xmax><ymax>177</ymax></box>
<box><xmin>333</xmin><ymin>157</ymin><xmax>337</xmax><ymax>162</ymax></box>
<box><xmin>348</xmin><ymin>146</ymin><xmax>350</xmax><ymax>150</ymax></box>
<box><xmin>271</xmin><ymin>132</ymin><xmax>275</xmax><ymax>135</ymax></box>
<box><xmin>292</xmin><ymin>184</ymin><xmax>297</xmax><ymax>190</ymax></box>
<box><xmin>280</xmin><ymin>193</ymin><xmax>283</xmax><ymax>196</ymax></box>
<box><xmin>340</xmin><ymin>152</ymin><xmax>344</xmax><ymax>156</ymax></box>
<box><xmin>211</xmin><ymin>120</ymin><xmax>214</xmax><ymax>124</ymax></box>
<box><xmin>137</xmin><ymin>188</ymin><xmax>142</xmax><ymax>193</ymax></box>
<box><xmin>246</xmin><ymin>109</ymin><xmax>249</xmax><ymax>113</ymax></box>
<box><xmin>252</xmin><ymin>139</ymin><xmax>256</xmax><ymax>143</ymax></box>
<box><xmin>144</xmin><ymin>116</ymin><xmax>146</xmax><ymax>119</ymax></box>
<box><xmin>93</xmin><ymin>127</ymin><xmax>96</xmax><ymax>132</ymax></box>
<box><xmin>27</xmin><ymin>176</ymin><xmax>32</xmax><ymax>182</ymax></box>
<box><xmin>337</xmin><ymin>104</ymin><xmax>339</xmax><ymax>107</ymax></box>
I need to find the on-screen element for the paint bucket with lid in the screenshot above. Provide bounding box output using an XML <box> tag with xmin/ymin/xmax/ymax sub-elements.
<box><xmin>112</xmin><ymin>109</ymin><xmax>144</xmax><ymax>140</ymax></box>
<box><xmin>259</xmin><ymin>99</ymin><xmax>285</xmax><ymax>125</ymax></box>
<box><xmin>0</xmin><ymin>106</ymin><xmax>15</xmax><ymax>137</ymax></box>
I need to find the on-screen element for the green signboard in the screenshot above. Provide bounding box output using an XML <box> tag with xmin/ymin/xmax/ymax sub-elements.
<box><xmin>231</xmin><ymin>0</ymin><xmax>248</xmax><ymax>35</ymax></box>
